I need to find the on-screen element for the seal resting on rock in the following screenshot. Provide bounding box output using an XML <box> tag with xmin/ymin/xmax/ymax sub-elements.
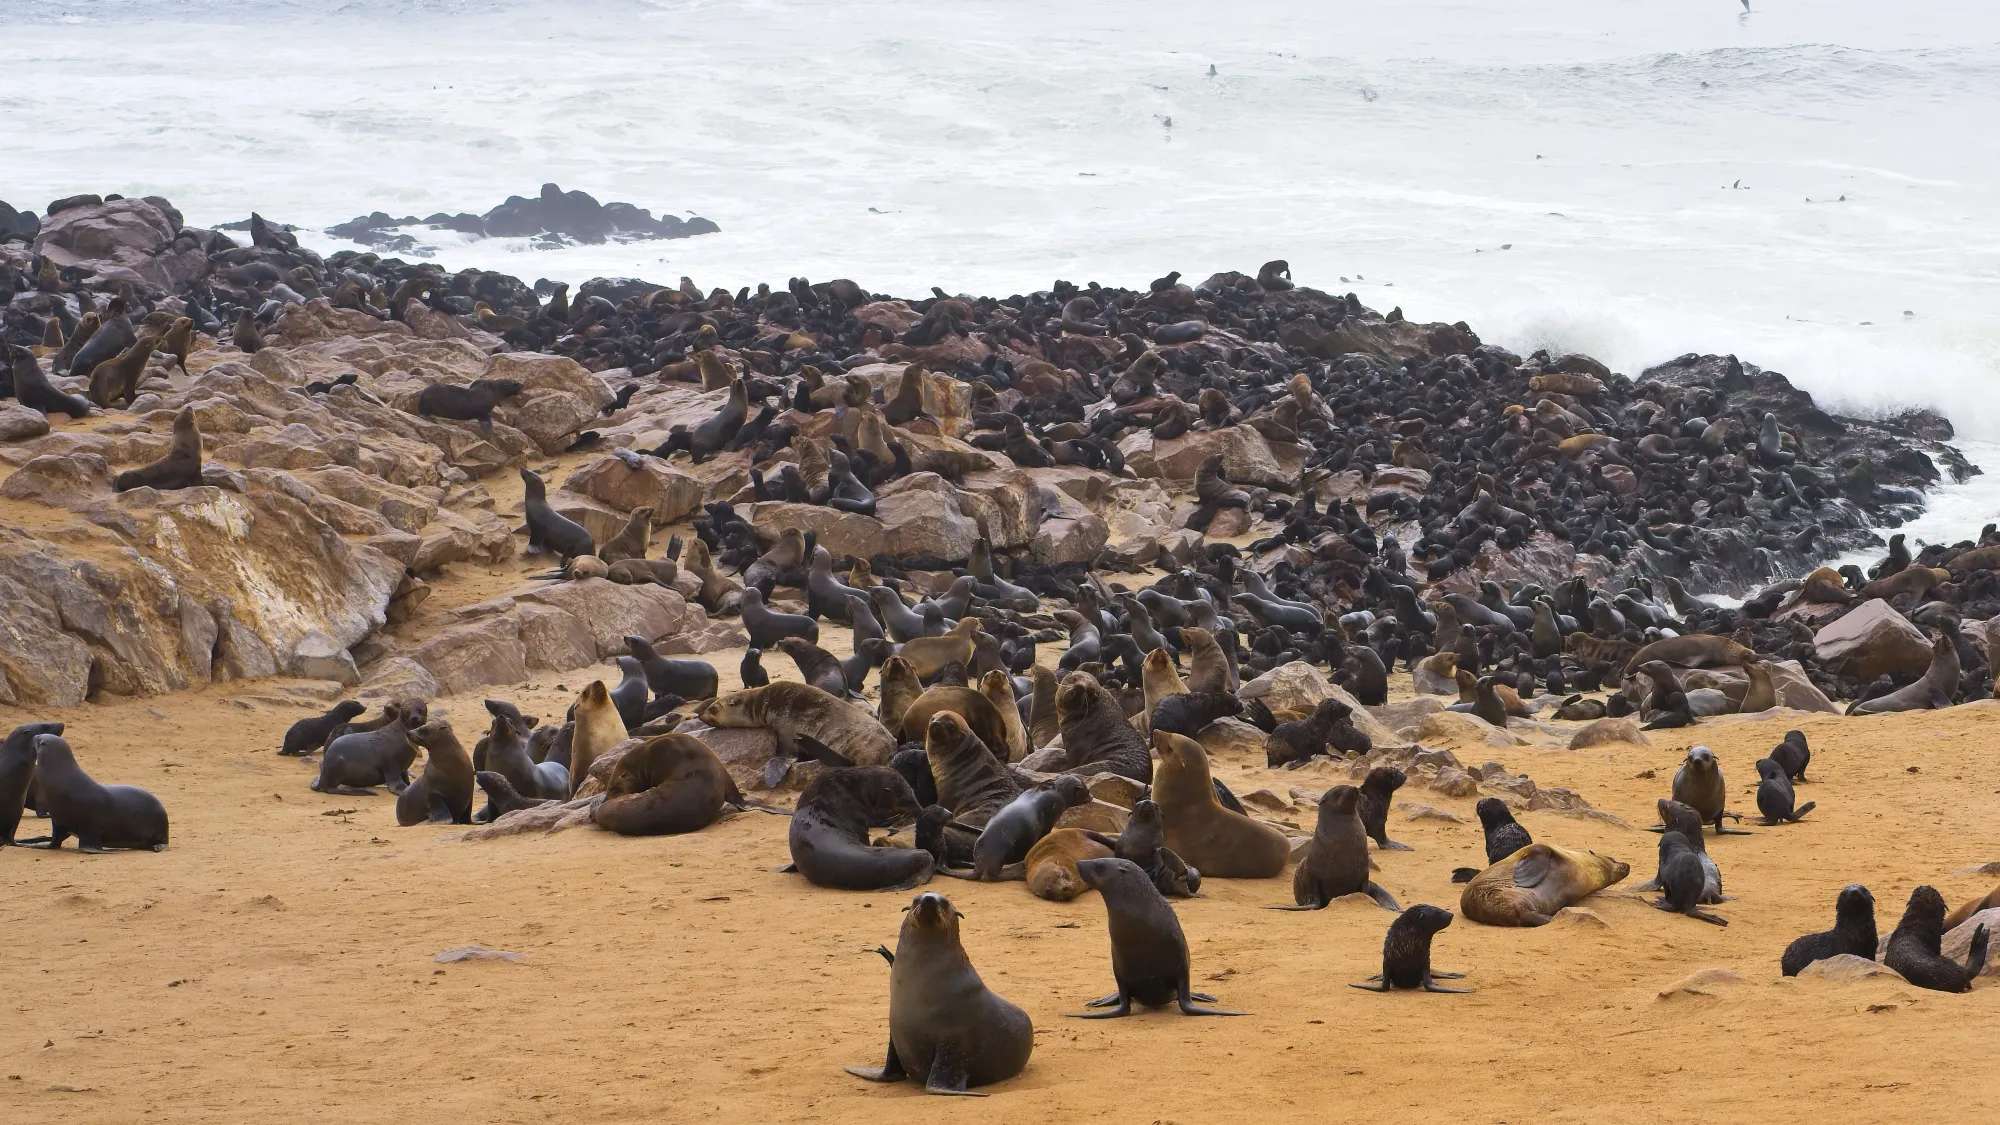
<box><xmin>1066</xmin><ymin>857</ymin><xmax>1247</xmax><ymax>1018</ymax></box>
<box><xmin>952</xmin><ymin>775</ymin><xmax>1091</xmax><ymax>881</ymax></box>
<box><xmin>593</xmin><ymin>733</ymin><xmax>744</xmax><ymax>836</ymax></box>
<box><xmin>520</xmin><ymin>467</ymin><xmax>595</xmax><ymax>559</ymax></box>
<box><xmin>1884</xmin><ymin>885</ymin><xmax>1989</xmax><ymax>993</ymax></box>
<box><xmin>1459</xmin><ymin>842</ymin><xmax>1629</xmax><ymax>927</ymax></box>
<box><xmin>1781</xmin><ymin>884</ymin><xmax>1877</xmax><ymax>976</ymax></box>
<box><xmin>846</xmin><ymin>891</ymin><xmax>1034</xmax><ymax>1096</ymax></box>
<box><xmin>416</xmin><ymin>377</ymin><xmax>522</xmax><ymax>432</ymax></box>
<box><xmin>1151</xmin><ymin>730</ymin><xmax>1288</xmax><ymax>879</ymax></box>
<box><xmin>114</xmin><ymin>406</ymin><xmax>204</xmax><ymax>492</ymax></box>
<box><xmin>1350</xmin><ymin>905</ymin><xmax>1472</xmax><ymax>993</ymax></box>
<box><xmin>700</xmin><ymin>682</ymin><xmax>896</xmax><ymax>774</ymax></box>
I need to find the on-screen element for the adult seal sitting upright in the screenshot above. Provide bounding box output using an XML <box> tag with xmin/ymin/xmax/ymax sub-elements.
<box><xmin>24</xmin><ymin>735</ymin><xmax>169</xmax><ymax>852</ymax></box>
<box><xmin>1150</xmin><ymin>730</ymin><xmax>1289</xmax><ymax>879</ymax></box>
<box><xmin>847</xmin><ymin>891</ymin><xmax>1034</xmax><ymax>1096</ymax></box>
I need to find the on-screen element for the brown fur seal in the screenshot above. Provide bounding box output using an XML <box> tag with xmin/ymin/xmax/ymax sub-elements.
<box><xmin>567</xmin><ymin>681</ymin><xmax>628</xmax><ymax>796</ymax></box>
<box><xmin>847</xmin><ymin>891</ymin><xmax>1034</xmax><ymax>1095</ymax></box>
<box><xmin>1056</xmin><ymin>672</ymin><xmax>1153</xmax><ymax>782</ymax></box>
<box><xmin>113</xmin><ymin>405</ymin><xmax>204</xmax><ymax>492</ymax></box>
<box><xmin>1848</xmin><ymin>632</ymin><xmax>1960</xmax><ymax>715</ymax></box>
<box><xmin>876</xmin><ymin>656</ymin><xmax>924</xmax><ymax>740</ymax></box>
<box><xmin>1109</xmin><ymin>798</ymin><xmax>1201</xmax><ymax>898</ymax></box>
<box><xmin>784</xmin><ymin>765</ymin><xmax>931</xmax><ymax>890</ymax></box>
<box><xmin>1277</xmin><ymin>785</ymin><xmax>1399</xmax><ymax>910</ymax></box>
<box><xmin>979</xmin><ymin>671</ymin><xmax>1029</xmax><ymax>762</ymax></box>
<box><xmin>1025</xmin><ymin>828</ymin><xmax>1116</xmax><ymax>901</ymax></box>
<box><xmin>416</xmin><ymin>377</ymin><xmax>523</xmax><ymax>431</ymax></box>
<box><xmin>86</xmin><ymin>333</ymin><xmax>157</xmax><ymax>407</ymax></box>
<box><xmin>1141</xmin><ymin>648</ymin><xmax>1189</xmax><ymax>715</ymax></box>
<box><xmin>1412</xmin><ymin>651</ymin><xmax>1458</xmax><ymax>695</ymax></box>
<box><xmin>1655</xmin><ymin>745</ymin><xmax>1750</xmax><ymax>834</ymax></box>
<box><xmin>923</xmin><ymin>711</ymin><xmax>1020</xmax><ymax>858</ymax></box>
<box><xmin>313</xmin><ymin>707</ymin><xmax>418</xmax><ymax>795</ymax></box>
<box><xmin>1634</xmin><ymin>799</ymin><xmax>1725</xmax><ymax>903</ymax></box>
<box><xmin>279</xmin><ymin>701</ymin><xmax>365</xmax><ymax>756</ymax></box>
<box><xmin>1861</xmin><ymin>566</ymin><xmax>1949</xmax><ymax>603</ymax></box>
<box><xmin>23</xmin><ymin>735</ymin><xmax>169</xmax><ymax>852</ymax></box>
<box><xmin>1799</xmin><ymin>566</ymin><xmax>1855</xmax><ymax>605</ymax></box>
<box><xmin>520</xmin><ymin>467</ymin><xmax>596</xmax><ymax>559</ymax></box>
<box><xmin>597</xmin><ymin>506</ymin><xmax>653</xmax><ymax>563</ymax></box>
<box><xmin>1884</xmin><ymin>885</ymin><xmax>1990</xmax><ymax>993</ymax></box>
<box><xmin>1459</xmin><ymin>842</ymin><xmax>1630</xmax><ymax>927</ymax></box>
<box><xmin>1027</xmin><ymin>664</ymin><xmax>1060</xmax><ymax>747</ymax></box>
<box><xmin>1</xmin><ymin>721</ymin><xmax>62</xmax><ymax>845</ymax></box>
<box><xmin>954</xmin><ymin>775</ymin><xmax>1091</xmax><ymax>880</ymax></box>
<box><xmin>1179</xmin><ymin>626</ymin><xmax>1233</xmax><ymax>693</ymax></box>
<box><xmin>900</xmin><ymin>684</ymin><xmax>1011</xmax><ymax>765</ymax></box>
<box><xmin>1947</xmin><ymin>883</ymin><xmax>2000</xmax><ymax>930</ymax></box>
<box><xmin>1450</xmin><ymin>797</ymin><xmax>1535</xmax><ymax>883</ymax></box>
<box><xmin>396</xmin><ymin>717</ymin><xmax>474</xmax><ymax>825</ymax></box>
<box><xmin>1782</xmin><ymin>884</ymin><xmax>1877</xmax><ymax>975</ymax></box>
<box><xmin>1066</xmin><ymin>857</ymin><xmax>1247</xmax><ymax>1018</ymax></box>
<box><xmin>1349</xmin><ymin>905</ymin><xmax>1472</xmax><ymax>993</ymax></box>
<box><xmin>1151</xmin><ymin>730</ymin><xmax>1288</xmax><ymax>879</ymax></box>
<box><xmin>593</xmin><ymin>733</ymin><xmax>743</xmax><ymax>836</ymax></box>
<box><xmin>899</xmin><ymin>618</ymin><xmax>979</xmax><ymax>680</ymax></box>
<box><xmin>1738</xmin><ymin>660</ymin><xmax>1778</xmax><ymax>713</ymax></box>
<box><xmin>1622</xmin><ymin>634</ymin><xmax>1754</xmax><ymax>675</ymax></box>
<box><xmin>699</xmin><ymin>682</ymin><xmax>895</xmax><ymax>766</ymax></box>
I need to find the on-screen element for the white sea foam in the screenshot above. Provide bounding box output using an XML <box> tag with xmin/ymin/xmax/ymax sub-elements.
<box><xmin>4</xmin><ymin>0</ymin><xmax>1998</xmax><ymax>542</ymax></box>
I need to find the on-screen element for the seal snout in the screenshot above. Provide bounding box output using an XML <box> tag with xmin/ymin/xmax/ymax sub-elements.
<box><xmin>906</xmin><ymin>891</ymin><xmax>959</xmax><ymax>924</ymax></box>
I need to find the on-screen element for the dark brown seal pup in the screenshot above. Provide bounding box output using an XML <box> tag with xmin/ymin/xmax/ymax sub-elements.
<box><xmin>1884</xmin><ymin>885</ymin><xmax>1989</xmax><ymax>993</ymax></box>
<box><xmin>623</xmin><ymin>635</ymin><xmax>718</xmax><ymax>701</ymax></box>
<box><xmin>280</xmin><ymin>701</ymin><xmax>365</xmax><ymax>756</ymax></box>
<box><xmin>1</xmin><ymin>721</ymin><xmax>62</xmax><ymax>845</ymax></box>
<box><xmin>520</xmin><ymin>467</ymin><xmax>595</xmax><ymax>559</ymax></box>
<box><xmin>113</xmin><ymin>405</ymin><xmax>203</xmax><ymax>492</ymax></box>
<box><xmin>784</xmin><ymin>765</ymin><xmax>932</xmax><ymax>890</ymax></box>
<box><xmin>1278</xmin><ymin>785</ymin><xmax>1399</xmax><ymax>910</ymax></box>
<box><xmin>847</xmin><ymin>890</ymin><xmax>1034</xmax><ymax>1096</ymax></box>
<box><xmin>1357</xmin><ymin>766</ymin><xmax>1410</xmax><ymax>851</ymax></box>
<box><xmin>1151</xmin><ymin>730</ymin><xmax>1288</xmax><ymax>879</ymax></box>
<box><xmin>416</xmin><ymin>377</ymin><xmax>523</xmax><ymax>431</ymax></box>
<box><xmin>1056</xmin><ymin>671</ymin><xmax>1153</xmax><ymax>782</ymax></box>
<box><xmin>1260</xmin><ymin>697</ymin><xmax>1369</xmax><ymax>766</ymax></box>
<box><xmin>1651</xmin><ymin>831</ymin><xmax>1727</xmax><ymax>925</ymax></box>
<box><xmin>313</xmin><ymin>709</ymin><xmax>419</xmax><ymax>795</ymax></box>
<box><xmin>24</xmin><ymin>734</ymin><xmax>169</xmax><ymax>852</ymax></box>
<box><xmin>1635</xmin><ymin>661</ymin><xmax>1695</xmax><ymax>730</ymax></box>
<box><xmin>396</xmin><ymin>717</ymin><xmax>475</xmax><ymax>825</ymax></box>
<box><xmin>472</xmin><ymin>770</ymin><xmax>552</xmax><ymax>819</ymax></box>
<box><xmin>1350</xmin><ymin>905</ymin><xmax>1472</xmax><ymax>993</ymax></box>
<box><xmin>1782</xmin><ymin>884</ymin><xmax>1877</xmax><ymax>976</ymax></box>
<box><xmin>1066</xmin><ymin>857</ymin><xmax>1246</xmax><ymax>1017</ymax></box>
<box><xmin>593</xmin><ymin>733</ymin><xmax>744</xmax><ymax>836</ymax></box>
<box><xmin>1111</xmin><ymin>798</ymin><xmax>1202</xmax><ymax>898</ymax></box>
<box><xmin>1459</xmin><ymin>842</ymin><xmax>1630</xmax><ymax>927</ymax></box>
<box><xmin>1770</xmin><ymin>729</ymin><xmax>1811</xmax><ymax>781</ymax></box>
<box><xmin>476</xmin><ymin>699</ymin><xmax>569</xmax><ymax>810</ymax></box>
<box><xmin>1451</xmin><ymin>797</ymin><xmax>1533</xmax><ymax>882</ymax></box>
<box><xmin>1634</xmin><ymin>800</ymin><xmax>1724</xmax><ymax>903</ymax></box>
<box><xmin>955</xmin><ymin>775</ymin><xmax>1091</xmax><ymax>880</ymax></box>
<box><xmin>1754</xmin><ymin>758</ymin><xmax>1815</xmax><ymax>824</ymax></box>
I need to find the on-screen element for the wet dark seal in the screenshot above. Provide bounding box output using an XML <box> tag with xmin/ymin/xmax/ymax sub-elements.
<box><xmin>846</xmin><ymin>891</ymin><xmax>1034</xmax><ymax>1096</ymax></box>
<box><xmin>1349</xmin><ymin>904</ymin><xmax>1472</xmax><ymax>993</ymax></box>
<box><xmin>280</xmin><ymin>701</ymin><xmax>365</xmax><ymax>756</ymax></box>
<box><xmin>1277</xmin><ymin>784</ymin><xmax>1399</xmax><ymax>910</ymax></box>
<box><xmin>1884</xmin><ymin>885</ymin><xmax>1989</xmax><ymax>993</ymax></box>
<box><xmin>1781</xmin><ymin>884</ymin><xmax>1877</xmax><ymax>976</ymax></box>
<box><xmin>1357</xmin><ymin>766</ymin><xmax>1411</xmax><ymax>851</ymax></box>
<box><xmin>520</xmin><ymin>467</ymin><xmax>596</xmax><ymax>559</ymax></box>
<box><xmin>1650</xmin><ymin>831</ymin><xmax>1727</xmax><ymax>925</ymax></box>
<box><xmin>593</xmin><ymin>733</ymin><xmax>744</xmax><ymax>836</ymax></box>
<box><xmin>953</xmin><ymin>774</ymin><xmax>1090</xmax><ymax>880</ymax></box>
<box><xmin>784</xmin><ymin>764</ymin><xmax>931</xmax><ymax>890</ymax></box>
<box><xmin>1754</xmin><ymin>758</ymin><xmax>1815</xmax><ymax>824</ymax></box>
<box><xmin>1451</xmin><ymin>797</ymin><xmax>1532</xmax><ymax>882</ymax></box>
<box><xmin>1065</xmin><ymin>857</ymin><xmax>1247</xmax><ymax>1017</ymax></box>
<box><xmin>24</xmin><ymin>734</ymin><xmax>169</xmax><ymax>852</ymax></box>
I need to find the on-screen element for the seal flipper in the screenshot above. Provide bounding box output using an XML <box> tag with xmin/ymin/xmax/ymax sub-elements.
<box><xmin>426</xmin><ymin>789</ymin><xmax>455</xmax><ymax>824</ymax></box>
<box><xmin>1363</xmin><ymin>882</ymin><xmax>1401</xmax><ymax>911</ymax></box>
<box><xmin>762</xmin><ymin>755</ymin><xmax>797</xmax><ymax>790</ymax></box>
<box><xmin>922</xmin><ymin>1042</ymin><xmax>988</xmax><ymax>1096</ymax></box>
<box><xmin>1422</xmin><ymin>973</ymin><xmax>1474</xmax><ymax>994</ymax></box>
<box><xmin>1512</xmin><ymin>847</ymin><xmax>1556</xmax><ymax>888</ymax></box>
<box><xmin>1176</xmin><ymin>977</ymin><xmax>1247</xmax><ymax>1016</ymax></box>
<box><xmin>1066</xmin><ymin>988</ymin><xmax>1134</xmax><ymax>1018</ymax></box>
<box><xmin>1449</xmin><ymin>867</ymin><xmax>1481</xmax><ymax>883</ymax></box>
<box><xmin>844</xmin><ymin>1039</ymin><xmax>908</xmax><ymax>1084</ymax></box>
<box><xmin>873</xmin><ymin>944</ymin><xmax>894</xmax><ymax>965</ymax></box>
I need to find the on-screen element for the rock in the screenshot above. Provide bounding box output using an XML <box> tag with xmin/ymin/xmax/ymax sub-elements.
<box><xmin>1398</xmin><ymin>803</ymin><xmax>1468</xmax><ymax>823</ymax></box>
<box><xmin>683</xmin><ymin>724</ymin><xmax>782</xmax><ymax>793</ymax></box>
<box><xmin>1239</xmin><ymin>789</ymin><xmax>1293</xmax><ymax>814</ymax></box>
<box><xmin>1055</xmin><ymin>800</ymin><xmax>1130</xmax><ymax>835</ymax></box>
<box><xmin>355</xmin><ymin>657</ymin><xmax>441</xmax><ymax>703</ymax></box>
<box><xmin>655</xmin><ymin>609</ymin><xmax>750</xmax><ymax>656</ymax></box>
<box><xmin>875</xmin><ymin>483</ymin><xmax>981</xmax><ymax>561</ymax></box>
<box><xmin>1656</xmin><ymin>968</ymin><xmax>1745</xmax><ymax>999</ymax></box>
<box><xmin>1196</xmin><ymin>717</ymin><xmax>1267</xmax><ymax>761</ymax></box>
<box><xmin>0</xmin><ymin>404</ymin><xmax>51</xmax><ymax>442</ymax></box>
<box><xmin>1411</xmin><ymin>747</ymin><xmax>1462</xmax><ymax>774</ymax></box>
<box><xmin>1084</xmin><ymin>774</ymin><xmax>1147</xmax><ymax>809</ymax></box>
<box><xmin>31</xmin><ymin>197</ymin><xmax>180</xmax><ymax>289</ymax></box>
<box><xmin>1429</xmin><ymin>766</ymin><xmax>1479</xmax><ymax>798</ymax></box>
<box><xmin>1814</xmin><ymin>599</ymin><xmax>1933</xmax><ymax>680</ymax></box>
<box><xmin>0</xmin><ymin>452</ymin><xmax>114</xmax><ymax>505</ymax></box>
<box><xmin>1944</xmin><ymin>907</ymin><xmax>2000</xmax><ymax>976</ymax></box>
<box><xmin>1032</xmin><ymin>514</ymin><xmax>1109</xmax><ymax>566</ymax></box>
<box><xmin>292</xmin><ymin>629</ymin><xmax>360</xmax><ymax>685</ymax></box>
<box><xmin>1288</xmin><ymin>835</ymin><xmax>1313</xmax><ymax>865</ymax></box>
<box><xmin>1237</xmin><ymin>661</ymin><xmax>1405</xmax><ymax>746</ymax></box>
<box><xmin>1415</xmin><ymin>710</ymin><xmax>1529</xmax><ymax>748</ymax></box>
<box><xmin>410</xmin><ymin>614</ymin><xmax>530</xmax><ymax>696</ymax></box>
<box><xmin>1569</xmin><ymin>717</ymin><xmax>1650</xmax><ymax>749</ymax></box>
<box><xmin>456</xmin><ymin>797</ymin><xmax>595</xmax><ymax>841</ymax></box>
<box><xmin>1551</xmin><ymin>907</ymin><xmax>1609</xmax><ymax>927</ymax></box>
<box><xmin>1369</xmin><ymin>696</ymin><xmax>1444</xmax><ymax>732</ymax></box>
<box><xmin>1204</xmin><ymin>506</ymin><xmax>1254</xmax><ymax>538</ymax></box>
<box><xmin>515</xmin><ymin>602</ymin><xmax>600</xmax><ymax>672</ymax></box>
<box><xmin>562</xmin><ymin>454</ymin><xmax>702</xmax><ymax>524</ymax></box>
<box><xmin>1794</xmin><ymin>954</ymin><xmax>1903</xmax><ymax>983</ymax></box>
<box><xmin>517</xmin><ymin>579</ymin><xmax>685</xmax><ymax>658</ymax></box>
<box><xmin>1119</xmin><ymin>424</ymin><xmax>1294</xmax><ymax>490</ymax></box>
<box><xmin>1018</xmin><ymin>745</ymin><xmax>1069</xmax><ymax>772</ymax></box>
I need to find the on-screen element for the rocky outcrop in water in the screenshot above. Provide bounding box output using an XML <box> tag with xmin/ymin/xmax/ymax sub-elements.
<box><xmin>325</xmin><ymin>182</ymin><xmax>719</xmax><ymax>253</ymax></box>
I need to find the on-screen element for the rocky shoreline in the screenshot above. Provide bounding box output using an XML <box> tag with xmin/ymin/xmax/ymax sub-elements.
<box><xmin>0</xmin><ymin>191</ymin><xmax>1990</xmax><ymax>716</ymax></box>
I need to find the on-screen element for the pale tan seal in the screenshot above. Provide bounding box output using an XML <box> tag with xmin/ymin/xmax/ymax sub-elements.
<box><xmin>1459</xmin><ymin>843</ymin><xmax>1630</xmax><ymax>927</ymax></box>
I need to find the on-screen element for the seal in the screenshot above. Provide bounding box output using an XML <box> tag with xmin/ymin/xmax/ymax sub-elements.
<box><xmin>1635</xmin><ymin>661</ymin><xmax>1694</xmax><ymax>730</ymax></box>
<box><xmin>472</xmin><ymin>770</ymin><xmax>553</xmax><ymax>819</ymax></box>
<box><xmin>1947</xmin><ymin>884</ymin><xmax>2000</xmax><ymax>930</ymax></box>
<box><xmin>899</xmin><ymin>618</ymin><xmax>979</xmax><ymax>681</ymax></box>
<box><xmin>1024</xmin><ymin>828</ymin><xmax>1115</xmax><ymax>901</ymax></box>
<box><xmin>876</xmin><ymin>656</ymin><xmax>924</xmax><ymax>740</ymax></box>
<box><xmin>1277</xmin><ymin>784</ymin><xmax>1399</xmax><ymax>910</ymax></box>
<box><xmin>312</xmin><ymin>708</ymin><xmax>419</xmax><ymax>795</ymax></box>
<box><xmin>608</xmin><ymin>656</ymin><xmax>651</xmax><ymax>728</ymax></box>
<box><xmin>1151</xmin><ymin>730</ymin><xmax>1289</xmax><ymax>879</ymax></box>
<box><xmin>1622</xmin><ymin>634</ymin><xmax>1755</xmax><ymax>675</ymax></box>
<box><xmin>1633</xmin><ymin>799</ymin><xmax>1724</xmax><ymax>903</ymax></box>
<box><xmin>1150</xmin><ymin>690</ymin><xmax>1244</xmax><ymax>738</ymax></box>
<box><xmin>598</xmin><ymin>506</ymin><xmax>653</xmax><ymax>564</ymax></box>
<box><xmin>740</xmin><ymin>587</ymin><xmax>820</xmax><ymax>649</ymax></box>
<box><xmin>279</xmin><ymin>700</ymin><xmax>365</xmax><ymax>756</ymax></box>
<box><xmin>1357</xmin><ymin>766</ymin><xmax>1411</xmax><ymax>851</ymax></box>
<box><xmin>476</xmin><ymin>699</ymin><xmax>569</xmax><ymax>810</ymax></box>
<box><xmin>1349</xmin><ymin>905</ymin><xmax>1473</xmax><ymax>993</ymax></box>
<box><xmin>1</xmin><ymin>721</ymin><xmax>62</xmax><ymax>845</ymax></box>
<box><xmin>7</xmin><ymin>344</ymin><xmax>91</xmax><ymax>418</ymax></box>
<box><xmin>1800</xmin><ymin>566</ymin><xmax>1854</xmax><ymax>605</ymax></box>
<box><xmin>1651</xmin><ymin>831</ymin><xmax>1728</xmax><ymax>925</ymax></box>
<box><xmin>1066</xmin><ymin>857</ymin><xmax>1247</xmax><ymax>1017</ymax></box>
<box><xmin>954</xmin><ymin>775</ymin><xmax>1091</xmax><ymax>880</ymax></box>
<box><xmin>1769</xmin><ymin>729</ymin><xmax>1810</xmax><ymax>781</ymax></box>
<box><xmin>114</xmin><ymin>405</ymin><xmax>204</xmax><ymax>492</ymax></box>
<box><xmin>1179</xmin><ymin>626</ymin><xmax>1233</xmax><ymax>693</ymax></box>
<box><xmin>979</xmin><ymin>670</ymin><xmax>1030</xmax><ymax>762</ymax></box>
<box><xmin>1883</xmin><ymin>885</ymin><xmax>1989</xmax><ymax>993</ymax></box>
<box><xmin>1781</xmin><ymin>884</ymin><xmax>1877</xmax><ymax>975</ymax></box>
<box><xmin>396</xmin><ymin>716</ymin><xmax>475</xmax><ymax>825</ymax></box>
<box><xmin>1738</xmin><ymin>660</ymin><xmax>1779</xmax><ymax>713</ymax></box>
<box><xmin>1110</xmin><ymin>798</ymin><xmax>1202</xmax><ymax>898</ymax></box>
<box><xmin>898</xmin><ymin>683</ymin><xmax>1011</xmax><ymax>762</ymax></box>
<box><xmin>1651</xmin><ymin>745</ymin><xmax>1749</xmax><ymax>836</ymax></box>
<box><xmin>1056</xmin><ymin>671</ymin><xmax>1153</xmax><ymax>782</ymax></box>
<box><xmin>775</xmin><ymin>637</ymin><xmax>850</xmax><ymax>697</ymax></box>
<box><xmin>846</xmin><ymin>890</ymin><xmax>1034</xmax><ymax>1096</ymax></box>
<box><xmin>1259</xmin><ymin>698</ymin><xmax>1367</xmax><ymax>767</ymax></box>
<box><xmin>520</xmin><ymin>467</ymin><xmax>595</xmax><ymax>559</ymax></box>
<box><xmin>25</xmin><ymin>734</ymin><xmax>169</xmax><ymax>852</ymax></box>
<box><xmin>416</xmin><ymin>377</ymin><xmax>523</xmax><ymax>431</ymax></box>
<box><xmin>1848</xmin><ymin>632</ymin><xmax>1959</xmax><ymax>715</ymax></box>
<box><xmin>593</xmin><ymin>733</ymin><xmax>745</xmax><ymax>836</ymax></box>
<box><xmin>1459</xmin><ymin>842</ymin><xmax>1630</xmax><ymax>927</ymax></box>
<box><xmin>1450</xmin><ymin>797</ymin><xmax>1533</xmax><ymax>882</ymax></box>
<box><xmin>922</xmin><ymin>711</ymin><xmax>1021</xmax><ymax>860</ymax></box>
<box><xmin>567</xmin><ymin>680</ymin><xmax>629</xmax><ymax>796</ymax></box>
<box><xmin>1412</xmin><ymin>651</ymin><xmax>1458</xmax><ymax>696</ymax></box>
<box><xmin>623</xmin><ymin>636</ymin><xmax>719</xmax><ymax>701</ymax></box>
<box><xmin>1753</xmin><ymin>758</ymin><xmax>1814</xmax><ymax>824</ymax></box>
<box><xmin>699</xmin><ymin>682</ymin><xmax>897</xmax><ymax>768</ymax></box>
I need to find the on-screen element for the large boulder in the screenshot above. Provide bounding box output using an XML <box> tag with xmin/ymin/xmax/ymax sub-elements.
<box><xmin>561</xmin><ymin>454</ymin><xmax>703</xmax><ymax>524</ymax></box>
<box><xmin>32</xmin><ymin>197</ymin><xmax>179</xmax><ymax>288</ymax></box>
<box><xmin>516</xmin><ymin>579</ymin><xmax>687</xmax><ymax>658</ymax></box>
<box><xmin>0</xmin><ymin>404</ymin><xmax>51</xmax><ymax>442</ymax></box>
<box><xmin>1814</xmin><ymin>600</ymin><xmax>1933</xmax><ymax>680</ymax></box>
<box><xmin>876</xmin><ymin>475</ymin><xmax>982</xmax><ymax>560</ymax></box>
<box><xmin>1237</xmin><ymin>662</ymin><xmax>1405</xmax><ymax>747</ymax></box>
<box><xmin>409</xmin><ymin>614</ymin><xmax>531</xmax><ymax>695</ymax></box>
<box><xmin>1119</xmin><ymin>424</ymin><xmax>1293</xmax><ymax>490</ymax></box>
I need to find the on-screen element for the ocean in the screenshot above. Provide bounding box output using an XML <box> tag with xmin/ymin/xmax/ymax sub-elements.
<box><xmin>5</xmin><ymin>0</ymin><xmax>1998</xmax><ymax>549</ymax></box>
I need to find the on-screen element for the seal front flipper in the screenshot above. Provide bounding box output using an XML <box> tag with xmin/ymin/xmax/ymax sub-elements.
<box><xmin>1422</xmin><ymin>974</ymin><xmax>1474</xmax><ymax>994</ymax></box>
<box><xmin>1175</xmin><ymin>980</ymin><xmax>1247</xmax><ymax>1016</ymax></box>
<box><xmin>774</xmin><ymin>862</ymin><xmax>799</xmax><ymax>873</ymax></box>
<box><xmin>762</xmin><ymin>755</ymin><xmax>797</xmax><ymax>790</ymax></box>
<box><xmin>844</xmin><ymin>1039</ymin><xmax>907</xmax><ymax>1084</ymax></box>
<box><xmin>922</xmin><ymin>1043</ymin><xmax>988</xmax><ymax>1096</ymax></box>
<box><xmin>1349</xmin><ymin>979</ymin><xmax>1390</xmax><ymax>992</ymax></box>
<box><xmin>1364</xmin><ymin>882</ymin><xmax>1401</xmax><ymax>911</ymax></box>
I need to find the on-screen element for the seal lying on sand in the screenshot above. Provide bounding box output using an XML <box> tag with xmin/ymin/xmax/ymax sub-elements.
<box><xmin>1459</xmin><ymin>842</ymin><xmax>1629</xmax><ymax>927</ymax></box>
